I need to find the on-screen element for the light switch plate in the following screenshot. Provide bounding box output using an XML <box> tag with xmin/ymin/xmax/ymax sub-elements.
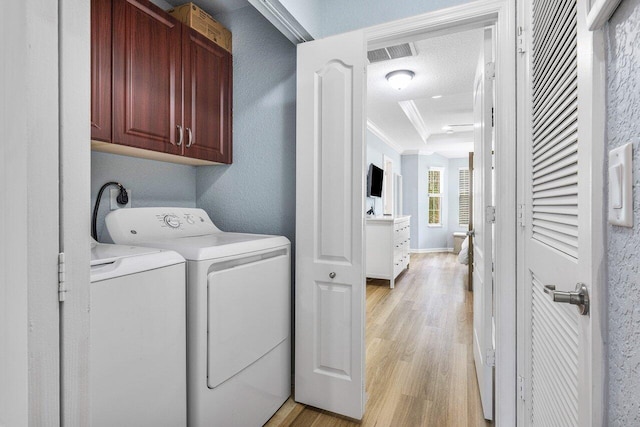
<box><xmin>608</xmin><ymin>143</ymin><xmax>632</xmax><ymax>227</ymax></box>
<box><xmin>110</xmin><ymin>188</ymin><xmax>132</xmax><ymax>210</ymax></box>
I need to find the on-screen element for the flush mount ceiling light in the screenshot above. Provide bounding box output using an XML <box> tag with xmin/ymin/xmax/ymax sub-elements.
<box><xmin>386</xmin><ymin>70</ymin><xmax>415</xmax><ymax>90</ymax></box>
<box><xmin>431</xmin><ymin>95</ymin><xmax>443</xmax><ymax>99</ymax></box>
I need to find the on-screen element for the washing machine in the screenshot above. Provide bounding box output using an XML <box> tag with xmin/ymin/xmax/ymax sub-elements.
<box><xmin>104</xmin><ymin>208</ymin><xmax>291</xmax><ymax>427</ymax></box>
<box><xmin>90</xmin><ymin>240</ymin><xmax>187</xmax><ymax>427</ymax></box>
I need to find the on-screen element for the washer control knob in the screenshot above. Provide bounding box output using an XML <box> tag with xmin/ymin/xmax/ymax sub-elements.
<box><xmin>163</xmin><ymin>214</ymin><xmax>181</xmax><ymax>229</ymax></box>
<box><xmin>185</xmin><ymin>214</ymin><xmax>195</xmax><ymax>224</ymax></box>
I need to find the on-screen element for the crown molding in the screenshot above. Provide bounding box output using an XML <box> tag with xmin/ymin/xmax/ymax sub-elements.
<box><xmin>247</xmin><ymin>0</ymin><xmax>313</xmax><ymax>44</ymax></box>
<box><xmin>398</xmin><ymin>100</ymin><xmax>430</xmax><ymax>142</ymax></box>
<box><xmin>366</xmin><ymin>119</ymin><xmax>404</xmax><ymax>154</ymax></box>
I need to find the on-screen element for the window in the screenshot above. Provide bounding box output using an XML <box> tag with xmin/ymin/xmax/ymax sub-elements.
<box><xmin>458</xmin><ymin>168</ymin><xmax>470</xmax><ymax>226</ymax></box>
<box><xmin>428</xmin><ymin>168</ymin><xmax>443</xmax><ymax>226</ymax></box>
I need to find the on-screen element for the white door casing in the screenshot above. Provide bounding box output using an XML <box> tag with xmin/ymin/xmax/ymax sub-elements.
<box><xmin>293</xmin><ymin>1</ymin><xmax>516</xmax><ymax>423</ymax></box>
<box><xmin>295</xmin><ymin>29</ymin><xmax>366</xmax><ymax>420</ymax></box>
<box><xmin>518</xmin><ymin>0</ymin><xmax>605</xmax><ymax>424</ymax></box>
<box><xmin>472</xmin><ymin>27</ymin><xmax>495</xmax><ymax>422</ymax></box>
<box><xmin>383</xmin><ymin>155</ymin><xmax>394</xmax><ymax>215</ymax></box>
<box><xmin>60</xmin><ymin>0</ymin><xmax>93</xmax><ymax>424</ymax></box>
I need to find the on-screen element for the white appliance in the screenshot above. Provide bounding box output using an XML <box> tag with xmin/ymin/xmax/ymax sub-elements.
<box><xmin>90</xmin><ymin>240</ymin><xmax>187</xmax><ymax>427</ymax></box>
<box><xmin>104</xmin><ymin>208</ymin><xmax>291</xmax><ymax>427</ymax></box>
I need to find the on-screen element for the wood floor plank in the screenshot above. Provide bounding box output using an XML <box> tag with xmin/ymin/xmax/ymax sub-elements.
<box><xmin>268</xmin><ymin>253</ymin><xmax>491</xmax><ymax>427</ymax></box>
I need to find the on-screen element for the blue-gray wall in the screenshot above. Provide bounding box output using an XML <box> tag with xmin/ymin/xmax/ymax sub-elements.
<box><xmin>91</xmin><ymin>152</ymin><xmax>196</xmax><ymax>241</ymax></box>
<box><xmin>402</xmin><ymin>155</ymin><xmax>420</xmax><ymax>249</ymax></box>
<box><xmin>402</xmin><ymin>153</ymin><xmax>465</xmax><ymax>250</ymax></box>
<box><xmin>196</xmin><ymin>6</ymin><xmax>296</xmax><ymax>244</ymax></box>
<box><xmin>366</xmin><ymin>130</ymin><xmax>402</xmax><ymax>215</ymax></box>
<box><xmin>606</xmin><ymin>1</ymin><xmax>640</xmax><ymax>424</ymax></box>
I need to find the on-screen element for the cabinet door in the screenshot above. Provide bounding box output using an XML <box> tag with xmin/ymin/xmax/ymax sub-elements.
<box><xmin>91</xmin><ymin>0</ymin><xmax>112</xmax><ymax>142</ymax></box>
<box><xmin>183</xmin><ymin>28</ymin><xmax>232</xmax><ymax>164</ymax></box>
<box><xmin>112</xmin><ymin>0</ymin><xmax>182</xmax><ymax>155</ymax></box>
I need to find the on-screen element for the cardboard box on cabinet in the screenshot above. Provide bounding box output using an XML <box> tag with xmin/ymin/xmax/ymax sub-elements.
<box><xmin>168</xmin><ymin>2</ymin><xmax>232</xmax><ymax>53</ymax></box>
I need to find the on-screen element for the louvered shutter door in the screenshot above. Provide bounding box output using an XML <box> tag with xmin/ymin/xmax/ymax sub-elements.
<box><xmin>528</xmin><ymin>1</ymin><xmax>580</xmax><ymax>426</ymax></box>
<box><xmin>531</xmin><ymin>0</ymin><xmax>579</xmax><ymax>259</ymax></box>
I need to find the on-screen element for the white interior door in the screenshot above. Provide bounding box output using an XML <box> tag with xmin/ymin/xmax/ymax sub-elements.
<box><xmin>472</xmin><ymin>27</ymin><xmax>495</xmax><ymax>421</ymax></box>
<box><xmin>520</xmin><ymin>0</ymin><xmax>603</xmax><ymax>424</ymax></box>
<box><xmin>295</xmin><ymin>29</ymin><xmax>366</xmax><ymax>420</ymax></box>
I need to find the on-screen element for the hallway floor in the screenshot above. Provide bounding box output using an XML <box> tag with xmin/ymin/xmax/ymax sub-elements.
<box><xmin>267</xmin><ymin>253</ymin><xmax>491</xmax><ymax>427</ymax></box>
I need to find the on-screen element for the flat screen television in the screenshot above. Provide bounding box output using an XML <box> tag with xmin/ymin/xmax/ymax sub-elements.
<box><xmin>367</xmin><ymin>164</ymin><xmax>384</xmax><ymax>197</ymax></box>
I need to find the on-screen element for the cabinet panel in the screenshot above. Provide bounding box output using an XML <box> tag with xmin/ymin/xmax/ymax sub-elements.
<box><xmin>112</xmin><ymin>0</ymin><xmax>182</xmax><ymax>155</ymax></box>
<box><xmin>91</xmin><ymin>0</ymin><xmax>112</xmax><ymax>141</ymax></box>
<box><xmin>183</xmin><ymin>28</ymin><xmax>232</xmax><ymax>164</ymax></box>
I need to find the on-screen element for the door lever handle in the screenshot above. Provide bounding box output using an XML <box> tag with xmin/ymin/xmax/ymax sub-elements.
<box><xmin>543</xmin><ymin>283</ymin><xmax>589</xmax><ymax>315</ymax></box>
<box><xmin>467</xmin><ymin>229</ymin><xmax>475</xmax><ymax>237</ymax></box>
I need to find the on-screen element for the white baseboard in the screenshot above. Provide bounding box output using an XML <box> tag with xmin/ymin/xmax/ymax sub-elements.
<box><xmin>410</xmin><ymin>247</ymin><xmax>454</xmax><ymax>254</ymax></box>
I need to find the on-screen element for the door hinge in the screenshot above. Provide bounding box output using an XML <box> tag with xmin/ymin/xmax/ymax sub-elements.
<box><xmin>58</xmin><ymin>252</ymin><xmax>67</xmax><ymax>302</ymax></box>
<box><xmin>486</xmin><ymin>206</ymin><xmax>496</xmax><ymax>223</ymax></box>
<box><xmin>517</xmin><ymin>26</ymin><xmax>526</xmax><ymax>54</ymax></box>
<box><xmin>518</xmin><ymin>203</ymin><xmax>526</xmax><ymax>228</ymax></box>
<box><xmin>486</xmin><ymin>348</ymin><xmax>496</xmax><ymax>367</ymax></box>
<box><xmin>518</xmin><ymin>375</ymin><xmax>526</xmax><ymax>401</ymax></box>
<box><xmin>486</xmin><ymin>61</ymin><xmax>496</xmax><ymax>80</ymax></box>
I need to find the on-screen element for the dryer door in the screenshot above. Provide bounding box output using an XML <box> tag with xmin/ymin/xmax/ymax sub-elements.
<box><xmin>207</xmin><ymin>250</ymin><xmax>290</xmax><ymax>388</ymax></box>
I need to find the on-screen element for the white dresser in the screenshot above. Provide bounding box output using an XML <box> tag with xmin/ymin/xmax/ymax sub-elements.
<box><xmin>365</xmin><ymin>216</ymin><xmax>411</xmax><ymax>288</ymax></box>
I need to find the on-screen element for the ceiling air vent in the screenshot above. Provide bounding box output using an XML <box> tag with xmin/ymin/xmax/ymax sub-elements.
<box><xmin>367</xmin><ymin>42</ymin><xmax>417</xmax><ymax>64</ymax></box>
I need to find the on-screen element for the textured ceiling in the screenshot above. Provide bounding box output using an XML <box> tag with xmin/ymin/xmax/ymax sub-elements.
<box><xmin>367</xmin><ymin>28</ymin><xmax>484</xmax><ymax>158</ymax></box>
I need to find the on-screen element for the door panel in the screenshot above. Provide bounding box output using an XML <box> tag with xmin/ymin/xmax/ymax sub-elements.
<box><xmin>472</xmin><ymin>27</ymin><xmax>495</xmax><ymax>422</ymax></box>
<box><xmin>521</xmin><ymin>0</ymin><xmax>598</xmax><ymax>424</ymax></box>
<box><xmin>112</xmin><ymin>0</ymin><xmax>182</xmax><ymax>154</ymax></box>
<box><xmin>91</xmin><ymin>0</ymin><xmax>112</xmax><ymax>141</ymax></box>
<box><xmin>295</xmin><ymin>30</ymin><xmax>366</xmax><ymax>420</ymax></box>
<box><xmin>183</xmin><ymin>28</ymin><xmax>232</xmax><ymax>163</ymax></box>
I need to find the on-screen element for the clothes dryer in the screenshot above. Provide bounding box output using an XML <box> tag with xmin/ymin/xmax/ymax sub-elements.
<box><xmin>104</xmin><ymin>208</ymin><xmax>291</xmax><ymax>427</ymax></box>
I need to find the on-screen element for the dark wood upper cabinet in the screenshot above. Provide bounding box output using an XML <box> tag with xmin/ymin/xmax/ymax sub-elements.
<box><xmin>112</xmin><ymin>0</ymin><xmax>183</xmax><ymax>156</ymax></box>
<box><xmin>92</xmin><ymin>0</ymin><xmax>233</xmax><ymax>164</ymax></box>
<box><xmin>183</xmin><ymin>28</ymin><xmax>232</xmax><ymax>164</ymax></box>
<box><xmin>91</xmin><ymin>0</ymin><xmax>112</xmax><ymax>142</ymax></box>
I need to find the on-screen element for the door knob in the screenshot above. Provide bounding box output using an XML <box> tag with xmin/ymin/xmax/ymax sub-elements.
<box><xmin>329</xmin><ymin>272</ymin><xmax>336</xmax><ymax>279</ymax></box>
<box><xmin>543</xmin><ymin>283</ymin><xmax>589</xmax><ymax>315</ymax></box>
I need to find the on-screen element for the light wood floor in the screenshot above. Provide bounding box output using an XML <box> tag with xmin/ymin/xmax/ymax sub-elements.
<box><xmin>267</xmin><ymin>253</ymin><xmax>491</xmax><ymax>427</ymax></box>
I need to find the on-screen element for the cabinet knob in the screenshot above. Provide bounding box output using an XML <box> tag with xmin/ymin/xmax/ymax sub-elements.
<box><xmin>176</xmin><ymin>125</ymin><xmax>184</xmax><ymax>146</ymax></box>
<box><xmin>329</xmin><ymin>272</ymin><xmax>336</xmax><ymax>279</ymax></box>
